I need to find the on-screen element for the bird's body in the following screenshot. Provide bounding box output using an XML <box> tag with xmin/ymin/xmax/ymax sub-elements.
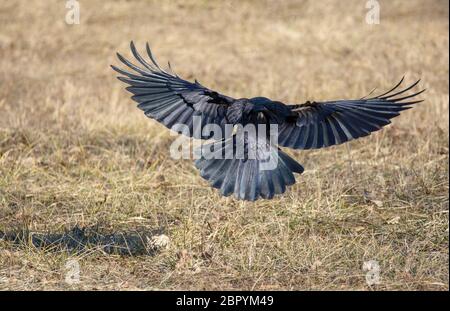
<box><xmin>112</xmin><ymin>42</ymin><xmax>425</xmax><ymax>201</ymax></box>
<box><xmin>226</xmin><ymin>97</ymin><xmax>292</xmax><ymax>126</ymax></box>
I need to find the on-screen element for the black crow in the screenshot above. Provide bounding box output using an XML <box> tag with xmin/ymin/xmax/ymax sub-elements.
<box><xmin>112</xmin><ymin>42</ymin><xmax>425</xmax><ymax>201</ymax></box>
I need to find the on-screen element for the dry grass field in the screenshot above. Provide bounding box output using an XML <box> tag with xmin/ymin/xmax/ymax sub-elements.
<box><xmin>0</xmin><ymin>0</ymin><xmax>448</xmax><ymax>290</ymax></box>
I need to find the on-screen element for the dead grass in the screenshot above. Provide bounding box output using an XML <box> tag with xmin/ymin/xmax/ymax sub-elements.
<box><xmin>0</xmin><ymin>0</ymin><xmax>448</xmax><ymax>290</ymax></box>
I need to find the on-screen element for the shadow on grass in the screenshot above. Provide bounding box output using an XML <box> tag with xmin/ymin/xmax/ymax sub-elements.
<box><xmin>0</xmin><ymin>226</ymin><xmax>166</xmax><ymax>256</ymax></box>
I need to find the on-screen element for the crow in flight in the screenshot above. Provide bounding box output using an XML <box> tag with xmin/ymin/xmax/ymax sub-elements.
<box><xmin>112</xmin><ymin>42</ymin><xmax>425</xmax><ymax>201</ymax></box>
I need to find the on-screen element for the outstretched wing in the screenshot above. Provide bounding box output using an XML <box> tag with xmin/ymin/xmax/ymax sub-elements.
<box><xmin>112</xmin><ymin>42</ymin><xmax>235</xmax><ymax>139</ymax></box>
<box><xmin>278</xmin><ymin>78</ymin><xmax>425</xmax><ymax>149</ymax></box>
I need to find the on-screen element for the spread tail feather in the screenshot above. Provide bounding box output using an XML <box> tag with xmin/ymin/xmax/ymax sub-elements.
<box><xmin>194</xmin><ymin>135</ymin><xmax>303</xmax><ymax>201</ymax></box>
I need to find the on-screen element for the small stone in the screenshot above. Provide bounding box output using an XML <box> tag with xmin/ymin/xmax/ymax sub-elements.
<box><xmin>311</xmin><ymin>260</ymin><xmax>322</xmax><ymax>270</ymax></box>
<box><xmin>387</xmin><ymin>216</ymin><xmax>400</xmax><ymax>225</ymax></box>
<box><xmin>147</xmin><ymin>234</ymin><xmax>170</xmax><ymax>251</ymax></box>
<box><xmin>371</xmin><ymin>200</ymin><xmax>384</xmax><ymax>207</ymax></box>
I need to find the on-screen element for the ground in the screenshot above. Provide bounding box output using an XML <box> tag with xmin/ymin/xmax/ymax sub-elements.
<box><xmin>0</xmin><ymin>0</ymin><xmax>448</xmax><ymax>290</ymax></box>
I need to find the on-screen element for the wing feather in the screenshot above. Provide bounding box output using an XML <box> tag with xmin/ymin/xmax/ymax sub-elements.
<box><xmin>279</xmin><ymin>78</ymin><xmax>425</xmax><ymax>149</ymax></box>
<box><xmin>112</xmin><ymin>42</ymin><xmax>235</xmax><ymax>139</ymax></box>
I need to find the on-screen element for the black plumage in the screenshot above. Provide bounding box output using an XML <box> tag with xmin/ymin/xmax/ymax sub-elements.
<box><xmin>112</xmin><ymin>42</ymin><xmax>425</xmax><ymax>201</ymax></box>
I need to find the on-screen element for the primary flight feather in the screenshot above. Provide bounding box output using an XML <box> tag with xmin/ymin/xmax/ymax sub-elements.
<box><xmin>112</xmin><ymin>42</ymin><xmax>425</xmax><ymax>201</ymax></box>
